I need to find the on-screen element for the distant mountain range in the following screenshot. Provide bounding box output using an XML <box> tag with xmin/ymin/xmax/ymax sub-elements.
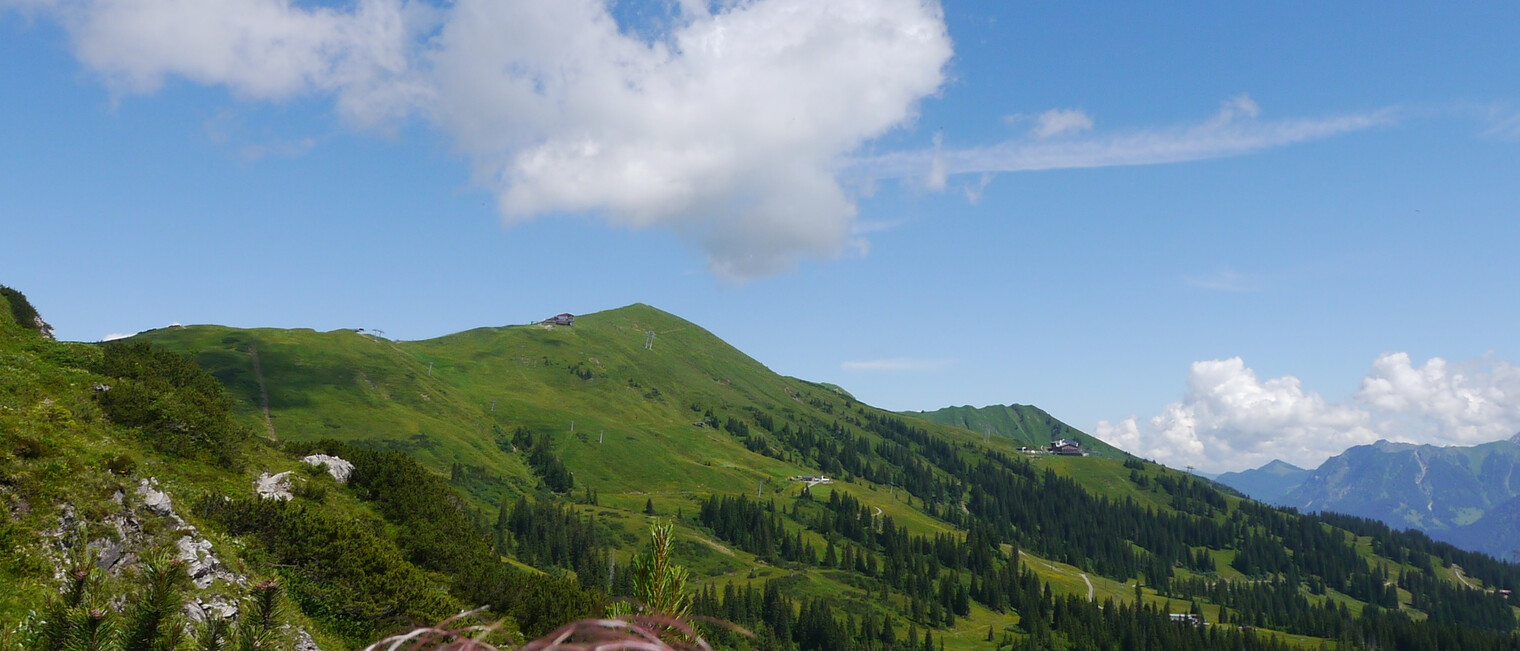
<box><xmin>1214</xmin><ymin>460</ymin><xmax>1311</xmax><ymax>505</ymax></box>
<box><xmin>1217</xmin><ymin>434</ymin><xmax>1520</xmax><ymax>560</ymax></box>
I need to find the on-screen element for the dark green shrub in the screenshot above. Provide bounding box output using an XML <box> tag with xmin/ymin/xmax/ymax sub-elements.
<box><xmin>105</xmin><ymin>454</ymin><xmax>137</xmax><ymax>476</ymax></box>
<box><xmin>12</xmin><ymin>435</ymin><xmax>49</xmax><ymax>459</ymax></box>
<box><xmin>90</xmin><ymin>341</ymin><xmax>249</xmax><ymax>467</ymax></box>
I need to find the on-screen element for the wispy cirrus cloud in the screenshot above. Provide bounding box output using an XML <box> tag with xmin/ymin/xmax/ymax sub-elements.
<box><xmin>1030</xmin><ymin>108</ymin><xmax>1094</xmax><ymax>139</ymax></box>
<box><xmin>241</xmin><ymin>137</ymin><xmax>318</xmax><ymax>161</ymax></box>
<box><xmin>841</xmin><ymin>357</ymin><xmax>955</xmax><ymax>372</ymax></box>
<box><xmin>1482</xmin><ymin>110</ymin><xmax>1520</xmax><ymax>141</ymax></box>
<box><xmin>1184</xmin><ymin>266</ymin><xmax>1261</xmax><ymax>293</ymax></box>
<box><xmin>851</xmin><ymin>95</ymin><xmax>1396</xmax><ymax>183</ymax></box>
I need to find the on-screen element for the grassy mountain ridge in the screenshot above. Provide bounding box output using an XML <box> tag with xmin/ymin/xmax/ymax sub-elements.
<box><xmin>901</xmin><ymin>403</ymin><xmax>1127</xmax><ymax>458</ymax></box>
<box><xmin>12</xmin><ymin>290</ymin><xmax>1520</xmax><ymax>650</ymax></box>
<box><xmin>135</xmin><ymin>304</ymin><xmax>853</xmax><ymax>502</ymax></box>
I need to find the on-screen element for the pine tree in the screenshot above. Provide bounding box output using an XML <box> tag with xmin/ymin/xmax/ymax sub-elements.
<box><xmin>609</xmin><ymin>522</ymin><xmax>692</xmax><ymax>620</ymax></box>
<box><xmin>121</xmin><ymin>556</ymin><xmax>190</xmax><ymax>651</ymax></box>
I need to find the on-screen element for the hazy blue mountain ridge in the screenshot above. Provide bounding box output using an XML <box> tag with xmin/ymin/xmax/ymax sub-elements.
<box><xmin>1288</xmin><ymin>438</ymin><xmax>1520</xmax><ymax>530</ymax></box>
<box><xmin>1215</xmin><ymin>459</ymin><xmax>1312</xmax><ymax>506</ymax></box>
<box><xmin>1237</xmin><ymin>435</ymin><xmax>1520</xmax><ymax>559</ymax></box>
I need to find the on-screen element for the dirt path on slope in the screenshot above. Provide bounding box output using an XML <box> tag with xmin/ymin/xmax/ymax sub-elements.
<box><xmin>248</xmin><ymin>345</ymin><xmax>276</xmax><ymax>439</ymax></box>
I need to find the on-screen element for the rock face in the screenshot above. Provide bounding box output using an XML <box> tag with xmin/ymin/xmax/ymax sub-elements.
<box><xmin>256</xmin><ymin>471</ymin><xmax>295</xmax><ymax>501</ymax></box>
<box><xmin>136</xmin><ymin>479</ymin><xmax>245</xmax><ymax>591</ymax></box>
<box><xmin>301</xmin><ymin>454</ymin><xmax>354</xmax><ymax>483</ymax></box>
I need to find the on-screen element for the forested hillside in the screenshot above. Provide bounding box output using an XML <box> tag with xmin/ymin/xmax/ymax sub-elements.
<box><xmin>6</xmin><ymin>289</ymin><xmax>1520</xmax><ymax>650</ymax></box>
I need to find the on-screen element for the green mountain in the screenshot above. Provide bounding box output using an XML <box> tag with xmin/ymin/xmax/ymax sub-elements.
<box><xmin>9</xmin><ymin>287</ymin><xmax>1520</xmax><ymax>651</ymax></box>
<box><xmin>1216</xmin><ymin>460</ymin><xmax>1312</xmax><ymax>506</ymax></box>
<box><xmin>900</xmin><ymin>403</ymin><xmax>1127</xmax><ymax>458</ymax></box>
<box><xmin>133</xmin><ymin>303</ymin><xmax>919</xmax><ymax>502</ymax></box>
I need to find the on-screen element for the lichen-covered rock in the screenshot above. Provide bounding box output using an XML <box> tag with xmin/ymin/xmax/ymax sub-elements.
<box><xmin>177</xmin><ymin>534</ymin><xmax>240</xmax><ymax>590</ymax></box>
<box><xmin>137</xmin><ymin>478</ymin><xmax>175</xmax><ymax>516</ymax></box>
<box><xmin>301</xmin><ymin>454</ymin><xmax>354</xmax><ymax>483</ymax></box>
<box><xmin>255</xmin><ymin>471</ymin><xmax>294</xmax><ymax>501</ymax></box>
<box><xmin>185</xmin><ymin>595</ymin><xmax>239</xmax><ymax>622</ymax></box>
<box><xmin>89</xmin><ymin>537</ymin><xmax>127</xmax><ymax>571</ymax></box>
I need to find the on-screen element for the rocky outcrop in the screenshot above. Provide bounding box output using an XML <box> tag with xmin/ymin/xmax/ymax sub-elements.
<box><xmin>137</xmin><ymin>477</ymin><xmax>175</xmax><ymax>516</ymax></box>
<box><xmin>255</xmin><ymin>471</ymin><xmax>295</xmax><ymax>501</ymax></box>
<box><xmin>40</xmin><ymin>478</ymin><xmax>249</xmax><ymax>625</ymax></box>
<box><xmin>301</xmin><ymin>454</ymin><xmax>354</xmax><ymax>483</ymax></box>
<box><xmin>135</xmin><ymin>479</ymin><xmax>246</xmax><ymax>602</ymax></box>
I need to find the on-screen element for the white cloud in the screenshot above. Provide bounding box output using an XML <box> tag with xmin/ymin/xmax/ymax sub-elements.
<box><xmin>1098</xmin><ymin>358</ymin><xmax>1377</xmax><ymax>473</ymax></box>
<box><xmin>4</xmin><ymin>2</ymin><xmax>1395</xmax><ymax>278</ymax></box>
<box><xmin>1357</xmin><ymin>352</ymin><xmax>1520</xmax><ymax>445</ymax></box>
<box><xmin>53</xmin><ymin>0</ymin><xmax>434</xmax><ymax>125</ymax></box>
<box><xmin>841</xmin><ymin>357</ymin><xmax>954</xmax><ymax>372</ymax></box>
<box><xmin>101</xmin><ymin>332</ymin><xmax>134</xmax><ymax>341</ymax></box>
<box><xmin>1030</xmin><ymin>108</ymin><xmax>1093</xmax><ymax>139</ymax></box>
<box><xmin>852</xmin><ymin>95</ymin><xmax>1395</xmax><ymax>181</ymax></box>
<box><xmin>9</xmin><ymin>0</ymin><xmax>952</xmax><ymax>277</ymax></box>
<box><xmin>961</xmin><ymin>172</ymin><xmax>994</xmax><ymax>205</ymax></box>
<box><xmin>1102</xmin><ymin>354</ymin><xmax>1520</xmax><ymax>473</ymax></box>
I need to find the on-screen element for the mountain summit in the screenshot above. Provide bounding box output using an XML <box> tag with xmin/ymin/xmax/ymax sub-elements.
<box><xmin>1215</xmin><ymin>459</ymin><xmax>1311</xmax><ymax>505</ymax></box>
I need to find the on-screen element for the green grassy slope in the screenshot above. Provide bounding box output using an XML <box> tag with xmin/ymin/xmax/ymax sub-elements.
<box><xmin>127</xmin><ymin>303</ymin><xmax>1520</xmax><ymax>649</ymax></box>
<box><xmin>902</xmin><ymin>403</ymin><xmax>1128</xmax><ymax>458</ymax></box>
<box><xmin>137</xmin><ymin>304</ymin><xmax>1004</xmax><ymax>501</ymax></box>
<box><xmin>0</xmin><ymin>294</ymin><xmax>371</xmax><ymax>649</ymax></box>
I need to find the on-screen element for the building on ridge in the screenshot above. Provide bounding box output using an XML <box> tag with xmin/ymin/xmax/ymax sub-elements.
<box><xmin>1049</xmin><ymin>438</ymin><xmax>1089</xmax><ymax>456</ymax></box>
<box><xmin>542</xmin><ymin>313</ymin><xmax>575</xmax><ymax>326</ymax></box>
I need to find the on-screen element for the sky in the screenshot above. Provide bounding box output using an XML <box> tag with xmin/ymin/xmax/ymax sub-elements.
<box><xmin>3</xmin><ymin>0</ymin><xmax>1519</xmax><ymax>473</ymax></box>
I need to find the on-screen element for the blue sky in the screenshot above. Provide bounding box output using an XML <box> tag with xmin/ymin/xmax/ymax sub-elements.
<box><xmin>4</xmin><ymin>0</ymin><xmax>1519</xmax><ymax>471</ymax></box>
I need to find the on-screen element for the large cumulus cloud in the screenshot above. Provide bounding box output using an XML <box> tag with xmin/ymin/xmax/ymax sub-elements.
<box><xmin>8</xmin><ymin>0</ymin><xmax>952</xmax><ymax>276</ymax></box>
<box><xmin>1099</xmin><ymin>354</ymin><xmax>1520</xmax><ymax>473</ymax></box>
<box><xmin>428</xmin><ymin>0</ymin><xmax>952</xmax><ymax>276</ymax></box>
